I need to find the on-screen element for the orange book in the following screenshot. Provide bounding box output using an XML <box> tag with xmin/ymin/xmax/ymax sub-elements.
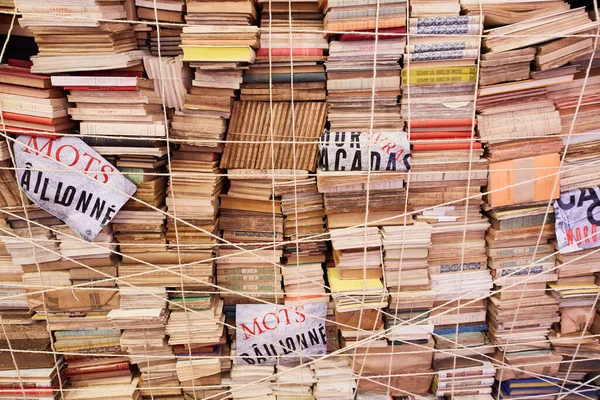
<box><xmin>409</xmin><ymin>119</ymin><xmax>476</xmax><ymax>128</ymax></box>
<box><xmin>410</xmin><ymin>131</ymin><xmax>473</xmax><ymax>140</ymax></box>
<box><xmin>412</xmin><ymin>142</ymin><xmax>482</xmax><ymax>151</ymax></box>
<box><xmin>2</xmin><ymin>112</ymin><xmax>69</xmax><ymax>126</ymax></box>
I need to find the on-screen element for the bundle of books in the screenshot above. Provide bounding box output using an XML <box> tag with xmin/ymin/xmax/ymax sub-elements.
<box><xmin>327</xmin><ymin>266</ymin><xmax>387</xmax><ymax>342</ymax></box>
<box><xmin>143</xmin><ymin>55</ymin><xmax>192</xmax><ymax>111</ymax></box>
<box><xmin>166</xmin><ymin>142</ymin><xmax>223</xmax><ymax>254</ymax></box>
<box><xmin>108</xmin><ymin>303</ymin><xmax>179</xmax><ymax>397</ymax></box>
<box><xmin>311</xmin><ymin>356</ymin><xmax>356</xmax><ymax>399</ymax></box>
<box><xmin>242</xmin><ymin>0</ymin><xmax>327</xmax><ymax>101</ymax></box>
<box><xmin>227</xmin><ymin>364</ymin><xmax>275</xmax><ymax>399</ymax></box>
<box><xmin>167</xmin><ymin>297</ymin><xmax>226</xmax><ymax>397</ymax></box>
<box><xmin>273</xmin><ymin>364</ymin><xmax>317</xmax><ymax>399</ymax></box>
<box><xmin>16</xmin><ymin>0</ymin><xmax>145</xmax><ymax>73</ymax></box>
<box><xmin>320</xmin><ymin>0</ymin><xmax>406</xmax><ymax>32</ymax></box>
<box><xmin>52</xmin><ymin>71</ymin><xmax>167</xmax><ymax>139</ymax></box>
<box><xmin>0</xmin><ymin>354</ymin><xmax>67</xmax><ymax>399</ymax></box>
<box><xmin>0</xmin><ymin>60</ymin><xmax>76</xmax><ymax>136</ymax></box>
<box><xmin>432</xmin><ymin>361</ymin><xmax>496</xmax><ymax>398</ymax></box>
<box><xmin>325</xmin><ymin>32</ymin><xmax>404</xmax><ymax>132</ymax></box>
<box><xmin>215</xmin><ymin>247</ymin><xmax>284</xmax><ymax>305</ymax></box>
<box><xmin>136</xmin><ymin>0</ymin><xmax>185</xmax><ymax>55</ymax></box>
<box><xmin>381</xmin><ymin>222</ymin><xmax>435</xmax><ymax>342</ymax></box>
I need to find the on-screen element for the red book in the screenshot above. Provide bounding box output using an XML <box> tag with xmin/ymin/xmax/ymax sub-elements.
<box><xmin>2</xmin><ymin>112</ymin><xmax>70</xmax><ymax>126</ymax></box>
<box><xmin>410</xmin><ymin>131</ymin><xmax>473</xmax><ymax>140</ymax></box>
<box><xmin>340</xmin><ymin>26</ymin><xmax>406</xmax><ymax>41</ymax></box>
<box><xmin>256</xmin><ymin>48</ymin><xmax>323</xmax><ymax>57</ymax></box>
<box><xmin>0</xmin><ymin>66</ymin><xmax>50</xmax><ymax>81</ymax></box>
<box><xmin>63</xmin><ymin>86</ymin><xmax>138</xmax><ymax>91</ymax></box>
<box><xmin>7</xmin><ymin>59</ymin><xmax>33</xmax><ymax>68</ymax></box>
<box><xmin>3</xmin><ymin>125</ymin><xmax>58</xmax><ymax>139</ymax></box>
<box><xmin>65</xmin><ymin>361</ymin><xmax>130</xmax><ymax>375</ymax></box>
<box><xmin>408</xmin><ymin>119</ymin><xmax>476</xmax><ymax>128</ymax></box>
<box><xmin>412</xmin><ymin>142</ymin><xmax>482</xmax><ymax>151</ymax></box>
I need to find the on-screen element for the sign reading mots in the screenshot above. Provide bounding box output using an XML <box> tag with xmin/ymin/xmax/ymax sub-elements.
<box><xmin>235</xmin><ymin>303</ymin><xmax>327</xmax><ymax>365</ymax></box>
<box><xmin>14</xmin><ymin>135</ymin><xmax>137</xmax><ymax>241</ymax></box>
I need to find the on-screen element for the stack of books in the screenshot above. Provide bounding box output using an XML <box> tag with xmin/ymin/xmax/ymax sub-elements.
<box><xmin>0</xmin><ymin>354</ymin><xmax>67</xmax><ymax>399</ymax></box>
<box><xmin>320</xmin><ymin>0</ymin><xmax>406</xmax><ymax>33</ymax></box>
<box><xmin>329</xmin><ymin>227</ymin><xmax>382</xmax><ymax>279</ymax></box>
<box><xmin>143</xmin><ymin>55</ymin><xmax>192</xmax><ymax>111</ymax></box>
<box><xmin>273</xmin><ymin>364</ymin><xmax>317</xmax><ymax>399</ymax></box>
<box><xmin>227</xmin><ymin>364</ymin><xmax>275</xmax><ymax>399</ymax></box>
<box><xmin>108</xmin><ymin>301</ymin><xmax>179</xmax><ymax>397</ymax></box>
<box><xmin>324</xmin><ymin>31</ymin><xmax>404</xmax><ymax>132</ymax></box>
<box><xmin>432</xmin><ymin>361</ymin><xmax>495</xmax><ymax>398</ymax></box>
<box><xmin>185</xmin><ymin>0</ymin><xmax>257</xmax><ymax>25</ymax></box>
<box><xmin>135</xmin><ymin>0</ymin><xmax>185</xmax><ymax>56</ymax></box>
<box><xmin>167</xmin><ymin>297</ymin><xmax>226</xmax><ymax>397</ymax></box>
<box><xmin>242</xmin><ymin>0</ymin><xmax>327</xmax><ymax>101</ymax></box>
<box><xmin>327</xmin><ymin>267</ymin><xmax>387</xmax><ymax>342</ymax></box>
<box><xmin>51</xmin><ymin>72</ymin><xmax>167</xmax><ymax>139</ymax></box>
<box><xmin>216</xmin><ymin>248</ymin><xmax>283</xmax><ymax>304</ymax></box>
<box><xmin>0</xmin><ymin>60</ymin><xmax>76</xmax><ymax>136</ymax></box>
<box><xmin>63</xmin><ymin>356</ymin><xmax>133</xmax><ymax>390</ymax></box>
<box><xmin>311</xmin><ymin>356</ymin><xmax>356</xmax><ymax>399</ymax></box>
<box><xmin>16</xmin><ymin>0</ymin><xmax>145</xmax><ymax>73</ymax></box>
<box><xmin>381</xmin><ymin>222</ymin><xmax>435</xmax><ymax>342</ymax></box>
<box><xmin>166</xmin><ymin>142</ymin><xmax>223</xmax><ymax>254</ymax></box>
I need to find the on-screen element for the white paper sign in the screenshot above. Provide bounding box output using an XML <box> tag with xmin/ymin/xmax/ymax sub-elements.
<box><xmin>14</xmin><ymin>135</ymin><xmax>137</xmax><ymax>241</ymax></box>
<box><xmin>236</xmin><ymin>303</ymin><xmax>327</xmax><ymax>365</ymax></box>
<box><xmin>554</xmin><ymin>186</ymin><xmax>600</xmax><ymax>253</ymax></box>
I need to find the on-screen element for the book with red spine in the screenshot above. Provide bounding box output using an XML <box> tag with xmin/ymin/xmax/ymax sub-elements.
<box><xmin>256</xmin><ymin>48</ymin><xmax>324</xmax><ymax>57</ymax></box>
<box><xmin>339</xmin><ymin>26</ymin><xmax>406</xmax><ymax>41</ymax></box>
<box><xmin>412</xmin><ymin>142</ymin><xmax>482</xmax><ymax>151</ymax></box>
<box><xmin>62</xmin><ymin>86</ymin><xmax>139</xmax><ymax>91</ymax></box>
<box><xmin>408</xmin><ymin>119</ymin><xmax>477</xmax><ymax>128</ymax></box>
<box><xmin>410</xmin><ymin>131</ymin><xmax>473</xmax><ymax>140</ymax></box>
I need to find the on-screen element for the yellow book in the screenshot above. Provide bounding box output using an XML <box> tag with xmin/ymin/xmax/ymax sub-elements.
<box><xmin>327</xmin><ymin>268</ymin><xmax>383</xmax><ymax>292</ymax></box>
<box><xmin>180</xmin><ymin>45</ymin><xmax>255</xmax><ymax>63</ymax></box>
<box><xmin>402</xmin><ymin>66</ymin><xmax>478</xmax><ymax>76</ymax></box>
<box><xmin>402</xmin><ymin>74</ymin><xmax>477</xmax><ymax>85</ymax></box>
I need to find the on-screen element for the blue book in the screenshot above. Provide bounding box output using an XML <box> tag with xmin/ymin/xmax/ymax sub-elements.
<box><xmin>434</xmin><ymin>323</ymin><xmax>487</xmax><ymax>335</ymax></box>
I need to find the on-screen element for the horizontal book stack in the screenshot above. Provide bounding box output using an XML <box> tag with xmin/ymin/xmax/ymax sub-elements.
<box><xmin>166</xmin><ymin>143</ymin><xmax>223</xmax><ymax>254</ymax></box>
<box><xmin>134</xmin><ymin>0</ymin><xmax>185</xmax><ymax>55</ymax></box>
<box><xmin>311</xmin><ymin>356</ymin><xmax>356</xmax><ymax>399</ymax></box>
<box><xmin>432</xmin><ymin>361</ymin><xmax>496</xmax><ymax>398</ymax></box>
<box><xmin>274</xmin><ymin>170</ymin><xmax>328</xmax><ymax>305</ymax></box>
<box><xmin>220</xmin><ymin>101</ymin><xmax>327</xmax><ymax>170</ymax></box>
<box><xmin>108</xmin><ymin>304</ymin><xmax>179</xmax><ymax>397</ymax></box>
<box><xmin>381</xmin><ymin>222</ymin><xmax>434</xmax><ymax>342</ymax></box>
<box><xmin>327</xmin><ymin>266</ymin><xmax>388</xmax><ymax>343</ymax></box>
<box><xmin>321</xmin><ymin>0</ymin><xmax>406</xmax><ymax>32</ymax></box>
<box><xmin>273</xmin><ymin>365</ymin><xmax>317</xmax><ymax>399</ymax></box>
<box><xmin>325</xmin><ymin>35</ymin><xmax>404</xmax><ymax>132</ymax></box>
<box><xmin>0</xmin><ymin>60</ymin><xmax>76</xmax><ymax>136</ymax></box>
<box><xmin>227</xmin><ymin>364</ymin><xmax>275</xmax><ymax>399</ymax></box>
<box><xmin>185</xmin><ymin>0</ymin><xmax>257</xmax><ymax>25</ymax></box>
<box><xmin>52</xmin><ymin>73</ymin><xmax>167</xmax><ymax>138</ymax></box>
<box><xmin>242</xmin><ymin>0</ymin><xmax>327</xmax><ymax>101</ymax></box>
<box><xmin>16</xmin><ymin>0</ymin><xmax>145</xmax><ymax>74</ymax></box>
<box><xmin>167</xmin><ymin>297</ymin><xmax>226</xmax><ymax>397</ymax></box>
<box><xmin>0</xmin><ymin>354</ymin><xmax>66</xmax><ymax>400</ymax></box>
<box><xmin>330</xmin><ymin>227</ymin><xmax>382</xmax><ymax>280</ymax></box>
<box><xmin>215</xmin><ymin>247</ymin><xmax>284</xmax><ymax>305</ymax></box>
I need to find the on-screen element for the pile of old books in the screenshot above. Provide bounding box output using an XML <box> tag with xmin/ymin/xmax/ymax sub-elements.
<box><xmin>242</xmin><ymin>0</ymin><xmax>327</xmax><ymax>101</ymax></box>
<box><xmin>16</xmin><ymin>0</ymin><xmax>145</xmax><ymax>73</ymax></box>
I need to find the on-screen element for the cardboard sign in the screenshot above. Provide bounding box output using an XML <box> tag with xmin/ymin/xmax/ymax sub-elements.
<box><xmin>554</xmin><ymin>186</ymin><xmax>600</xmax><ymax>253</ymax></box>
<box><xmin>319</xmin><ymin>130</ymin><xmax>410</xmax><ymax>171</ymax></box>
<box><xmin>14</xmin><ymin>135</ymin><xmax>137</xmax><ymax>241</ymax></box>
<box><xmin>235</xmin><ymin>303</ymin><xmax>327</xmax><ymax>365</ymax></box>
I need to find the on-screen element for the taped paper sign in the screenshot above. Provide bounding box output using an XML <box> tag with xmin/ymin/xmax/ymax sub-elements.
<box><xmin>319</xmin><ymin>130</ymin><xmax>411</xmax><ymax>171</ymax></box>
<box><xmin>14</xmin><ymin>135</ymin><xmax>137</xmax><ymax>241</ymax></box>
<box><xmin>554</xmin><ymin>186</ymin><xmax>600</xmax><ymax>253</ymax></box>
<box><xmin>236</xmin><ymin>303</ymin><xmax>327</xmax><ymax>365</ymax></box>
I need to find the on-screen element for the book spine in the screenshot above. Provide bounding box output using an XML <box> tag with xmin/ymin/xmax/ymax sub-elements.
<box><xmin>402</xmin><ymin>66</ymin><xmax>478</xmax><ymax>76</ymax></box>
<box><xmin>402</xmin><ymin>74</ymin><xmax>477</xmax><ymax>84</ymax></box>
<box><xmin>409</xmin><ymin>24</ymin><xmax>481</xmax><ymax>35</ymax></box>
<box><xmin>407</xmin><ymin>41</ymin><xmax>479</xmax><ymax>53</ymax></box>
<box><xmin>1</xmin><ymin>112</ymin><xmax>54</xmax><ymax>126</ymax></box>
<box><xmin>494</xmin><ymin>263</ymin><xmax>553</xmax><ymax>278</ymax></box>
<box><xmin>64</xmin><ymin>361</ymin><xmax>130</xmax><ymax>375</ymax></box>
<box><xmin>217</xmin><ymin>268</ymin><xmax>278</xmax><ymax>274</ymax></box>
<box><xmin>429</xmin><ymin>261</ymin><xmax>485</xmax><ymax>275</ymax></box>
<box><xmin>80</xmin><ymin>122</ymin><xmax>166</xmax><ymax>137</ymax></box>
<box><xmin>487</xmin><ymin>244</ymin><xmax>554</xmax><ymax>257</ymax></box>
<box><xmin>243</xmin><ymin>73</ymin><xmax>326</xmax><ymax>84</ymax></box>
<box><xmin>63</xmin><ymin>86</ymin><xmax>138</xmax><ymax>91</ymax></box>
<box><xmin>437</xmin><ymin>366</ymin><xmax>496</xmax><ymax>379</ymax></box>
<box><xmin>409</xmin><ymin>16</ymin><xmax>481</xmax><ymax>27</ymax></box>
<box><xmin>219</xmin><ymin>283</ymin><xmax>281</xmax><ymax>291</ymax></box>
<box><xmin>412</xmin><ymin>142</ymin><xmax>481</xmax><ymax>151</ymax></box>
<box><xmin>256</xmin><ymin>48</ymin><xmax>323</xmax><ymax>57</ymax></box>
<box><xmin>407</xmin><ymin>49</ymin><xmax>479</xmax><ymax>62</ymax></box>
<box><xmin>217</xmin><ymin>274</ymin><xmax>282</xmax><ymax>282</ymax></box>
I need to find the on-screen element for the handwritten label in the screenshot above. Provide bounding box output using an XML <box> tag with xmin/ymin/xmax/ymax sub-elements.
<box><xmin>14</xmin><ymin>135</ymin><xmax>137</xmax><ymax>241</ymax></box>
